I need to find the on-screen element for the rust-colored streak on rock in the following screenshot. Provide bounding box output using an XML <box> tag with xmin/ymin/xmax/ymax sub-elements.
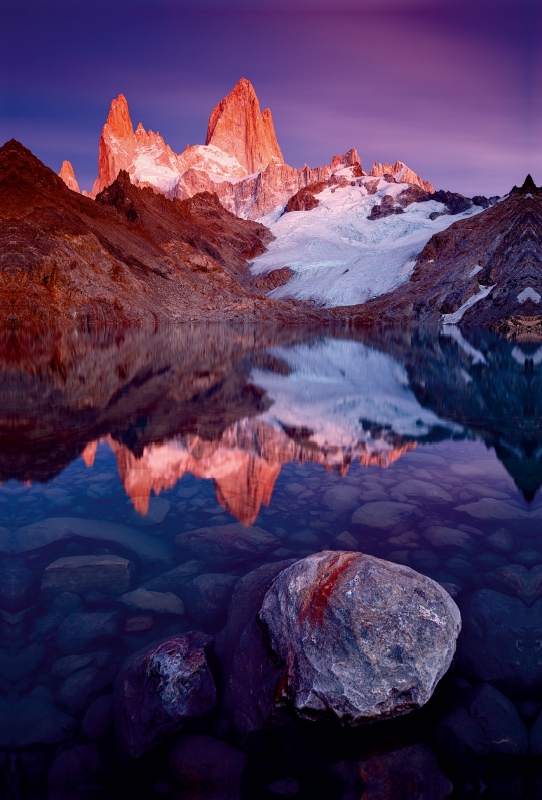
<box><xmin>205</xmin><ymin>78</ymin><xmax>284</xmax><ymax>174</ymax></box>
<box><xmin>299</xmin><ymin>552</ymin><xmax>359</xmax><ymax>627</ymax></box>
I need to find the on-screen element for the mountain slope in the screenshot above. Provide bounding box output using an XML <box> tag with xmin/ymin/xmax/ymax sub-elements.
<box><xmin>338</xmin><ymin>176</ymin><xmax>542</xmax><ymax>330</ymax></box>
<box><xmin>0</xmin><ymin>139</ymin><xmax>323</xmax><ymax>324</ymax></box>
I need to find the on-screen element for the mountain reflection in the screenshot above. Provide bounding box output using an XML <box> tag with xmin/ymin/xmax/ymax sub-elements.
<box><xmin>1</xmin><ymin>325</ymin><xmax>542</xmax><ymax>520</ymax></box>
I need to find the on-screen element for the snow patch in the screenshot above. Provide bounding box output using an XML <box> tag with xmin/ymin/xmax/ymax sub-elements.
<box><xmin>251</xmin><ymin>181</ymin><xmax>481</xmax><ymax>307</ymax></box>
<box><xmin>517</xmin><ymin>287</ymin><xmax>541</xmax><ymax>304</ymax></box>
<box><xmin>469</xmin><ymin>265</ymin><xmax>482</xmax><ymax>277</ymax></box>
<box><xmin>441</xmin><ymin>284</ymin><xmax>495</xmax><ymax>325</ymax></box>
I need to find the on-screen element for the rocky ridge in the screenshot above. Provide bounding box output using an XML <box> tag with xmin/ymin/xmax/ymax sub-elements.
<box><xmin>74</xmin><ymin>79</ymin><xmax>432</xmax><ymax>220</ymax></box>
<box><xmin>0</xmin><ymin>139</ymin><xmax>327</xmax><ymax>324</ymax></box>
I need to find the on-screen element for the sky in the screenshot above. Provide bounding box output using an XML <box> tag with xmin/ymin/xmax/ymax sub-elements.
<box><xmin>1</xmin><ymin>0</ymin><xmax>540</xmax><ymax>196</ymax></box>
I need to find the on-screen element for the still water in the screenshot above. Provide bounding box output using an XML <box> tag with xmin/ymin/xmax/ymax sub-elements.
<box><xmin>0</xmin><ymin>325</ymin><xmax>541</xmax><ymax>799</ymax></box>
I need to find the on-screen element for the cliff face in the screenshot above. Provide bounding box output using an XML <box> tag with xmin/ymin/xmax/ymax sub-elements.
<box><xmin>338</xmin><ymin>176</ymin><xmax>542</xmax><ymax>331</ymax></box>
<box><xmin>86</xmin><ymin>79</ymin><xmax>432</xmax><ymax>220</ymax></box>
<box><xmin>0</xmin><ymin>139</ymin><xmax>323</xmax><ymax>324</ymax></box>
<box><xmin>205</xmin><ymin>77</ymin><xmax>284</xmax><ymax>174</ymax></box>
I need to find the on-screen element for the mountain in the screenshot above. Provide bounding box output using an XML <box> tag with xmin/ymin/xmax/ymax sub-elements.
<box><xmin>0</xmin><ymin>139</ymin><xmax>324</xmax><ymax>324</ymax></box>
<box><xmin>344</xmin><ymin>175</ymin><xmax>542</xmax><ymax>331</ymax></box>
<box><xmin>86</xmin><ymin>79</ymin><xmax>432</xmax><ymax>220</ymax></box>
<box><xmin>369</xmin><ymin>161</ymin><xmax>433</xmax><ymax>192</ymax></box>
<box><xmin>58</xmin><ymin>160</ymin><xmax>80</xmax><ymax>192</ymax></box>
<box><xmin>205</xmin><ymin>77</ymin><xmax>284</xmax><ymax>174</ymax></box>
<box><xmin>251</xmin><ymin>172</ymin><xmax>480</xmax><ymax>307</ymax></box>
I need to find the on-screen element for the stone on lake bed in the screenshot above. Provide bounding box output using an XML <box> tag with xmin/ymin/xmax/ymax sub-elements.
<box><xmin>175</xmin><ymin>523</ymin><xmax>279</xmax><ymax>569</ymax></box>
<box><xmin>57</xmin><ymin>611</ymin><xmax>119</xmax><ymax>655</ymax></box>
<box><xmin>351</xmin><ymin>501</ymin><xmax>417</xmax><ymax>530</ymax></box>
<box><xmin>322</xmin><ymin>485</ymin><xmax>360</xmax><ymax>512</ymax></box>
<box><xmin>259</xmin><ymin>551</ymin><xmax>461</xmax><ymax>725</ymax></box>
<box><xmin>422</xmin><ymin>526</ymin><xmax>477</xmax><ymax>553</ymax></box>
<box><xmin>114</xmin><ymin>632</ymin><xmax>217</xmax><ymax>758</ymax></box>
<box><xmin>120</xmin><ymin>588</ymin><xmax>185</xmax><ymax>615</ymax></box>
<box><xmin>128</xmin><ymin>497</ymin><xmax>171</xmax><ymax>526</ymax></box>
<box><xmin>455</xmin><ymin>498</ymin><xmax>526</xmax><ymax>520</ymax></box>
<box><xmin>181</xmin><ymin>573</ymin><xmax>238</xmax><ymax>624</ymax></box>
<box><xmin>390</xmin><ymin>479</ymin><xmax>453</xmax><ymax>503</ymax></box>
<box><xmin>41</xmin><ymin>555</ymin><xmax>134</xmax><ymax>596</ymax></box>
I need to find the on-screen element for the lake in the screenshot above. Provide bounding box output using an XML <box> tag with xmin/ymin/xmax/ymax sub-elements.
<box><xmin>0</xmin><ymin>324</ymin><xmax>540</xmax><ymax>799</ymax></box>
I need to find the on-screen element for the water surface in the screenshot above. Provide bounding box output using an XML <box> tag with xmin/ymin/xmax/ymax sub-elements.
<box><xmin>1</xmin><ymin>325</ymin><xmax>540</xmax><ymax>799</ymax></box>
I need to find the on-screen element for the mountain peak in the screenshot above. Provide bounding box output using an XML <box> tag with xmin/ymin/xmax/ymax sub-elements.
<box><xmin>104</xmin><ymin>94</ymin><xmax>135</xmax><ymax>142</ymax></box>
<box><xmin>58</xmin><ymin>160</ymin><xmax>80</xmax><ymax>193</ymax></box>
<box><xmin>205</xmin><ymin>78</ymin><xmax>283</xmax><ymax>174</ymax></box>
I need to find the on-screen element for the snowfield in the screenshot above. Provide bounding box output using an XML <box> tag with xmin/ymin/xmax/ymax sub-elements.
<box><xmin>251</xmin><ymin>173</ymin><xmax>482</xmax><ymax>307</ymax></box>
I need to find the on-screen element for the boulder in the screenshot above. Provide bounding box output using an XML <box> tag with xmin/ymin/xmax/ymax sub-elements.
<box><xmin>322</xmin><ymin>485</ymin><xmax>360</xmax><ymax>513</ymax></box>
<box><xmin>175</xmin><ymin>523</ymin><xmax>279</xmax><ymax>569</ymax></box>
<box><xmin>455</xmin><ymin>499</ymin><xmax>525</xmax><ymax>521</ymax></box>
<box><xmin>128</xmin><ymin>497</ymin><xmax>170</xmax><ymax>526</ymax></box>
<box><xmin>181</xmin><ymin>574</ymin><xmax>238</xmax><ymax>624</ymax></box>
<box><xmin>48</xmin><ymin>744</ymin><xmax>101</xmax><ymax>789</ymax></box>
<box><xmin>422</xmin><ymin>526</ymin><xmax>476</xmax><ymax>553</ymax></box>
<box><xmin>56</xmin><ymin>611</ymin><xmax>119</xmax><ymax>655</ymax></box>
<box><xmin>41</xmin><ymin>554</ymin><xmax>134</xmax><ymax>595</ymax></box>
<box><xmin>458</xmin><ymin>590</ymin><xmax>542</xmax><ymax>689</ymax></box>
<box><xmin>170</xmin><ymin>734</ymin><xmax>247</xmax><ymax>795</ymax></box>
<box><xmin>259</xmin><ymin>551</ymin><xmax>461</xmax><ymax>725</ymax></box>
<box><xmin>12</xmin><ymin>517</ymin><xmax>174</xmax><ymax>564</ymax></box>
<box><xmin>81</xmin><ymin>694</ymin><xmax>113</xmax><ymax>741</ymax></box>
<box><xmin>438</xmin><ymin>683</ymin><xmax>528</xmax><ymax>759</ymax></box>
<box><xmin>485</xmin><ymin>529</ymin><xmax>515</xmax><ymax>554</ymax></box>
<box><xmin>143</xmin><ymin>560</ymin><xmax>205</xmax><ymax>593</ymax></box>
<box><xmin>114</xmin><ymin>632</ymin><xmax>217</xmax><ymax>758</ymax></box>
<box><xmin>0</xmin><ymin>642</ymin><xmax>44</xmax><ymax>682</ymax></box>
<box><xmin>334</xmin><ymin>743</ymin><xmax>453</xmax><ymax>800</ymax></box>
<box><xmin>390</xmin><ymin>480</ymin><xmax>453</xmax><ymax>504</ymax></box>
<box><xmin>58</xmin><ymin>667</ymin><xmax>112</xmax><ymax>714</ymax></box>
<box><xmin>482</xmin><ymin>564</ymin><xmax>542</xmax><ymax>606</ymax></box>
<box><xmin>352</xmin><ymin>502</ymin><xmax>417</xmax><ymax>530</ymax></box>
<box><xmin>0</xmin><ymin>694</ymin><xmax>76</xmax><ymax>746</ymax></box>
<box><xmin>214</xmin><ymin>560</ymin><xmax>297</xmax><ymax>737</ymax></box>
<box><xmin>120</xmin><ymin>588</ymin><xmax>185</xmax><ymax>615</ymax></box>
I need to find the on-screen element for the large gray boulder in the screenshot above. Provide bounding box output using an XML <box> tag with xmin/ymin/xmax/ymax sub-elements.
<box><xmin>114</xmin><ymin>632</ymin><xmax>217</xmax><ymax>759</ymax></box>
<box><xmin>259</xmin><ymin>551</ymin><xmax>461</xmax><ymax>724</ymax></box>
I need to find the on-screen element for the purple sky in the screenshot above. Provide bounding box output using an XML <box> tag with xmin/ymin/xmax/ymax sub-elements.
<box><xmin>2</xmin><ymin>0</ymin><xmax>540</xmax><ymax>196</ymax></box>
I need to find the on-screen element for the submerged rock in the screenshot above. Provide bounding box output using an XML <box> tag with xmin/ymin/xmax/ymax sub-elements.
<box><xmin>114</xmin><ymin>632</ymin><xmax>217</xmax><ymax>758</ymax></box>
<box><xmin>458</xmin><ymin>589</ymin><xmax>542</xmax><ymax>689</ymax></box>
<box><xmin>259</xmin><ymin>551</ymin><xmax>461</xmax><ymax>724</ymax></box>
<box><xmin>41</xmin><ymin>554</ymin><xmax>134</xmax><ymax>595</ymax></box>
<box><xmin>438</xmin><ymin>683</ymin><xmax>528</xmax><ymax>759</ymax></box>
<box><xmin>175</xmin><ymin>523</ymin><xmax>279</xmax><ymax>569</ymax></box>
<box><xmin>351</xmin><ymin>501</ymin><xmax>417</xmax><ymax>530</ymax></box>
<box><xmin>56</xmin><ymin>611</ymin><xmax>119</xmax><ymax>655</ymax></box>
<box><xmin>334</xmin><ymin>743</ymin><xmax>453</xmax><ymax>800</ymax></box>
<box><xmin>170</xmin><ymin>734</ymin><xmax>247</xmax><ymax>795</ymax></box>
<box><xmin>181</xmin><ymin>573</ymin><xmax>238</xmax><ymax>624</ymax></box>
